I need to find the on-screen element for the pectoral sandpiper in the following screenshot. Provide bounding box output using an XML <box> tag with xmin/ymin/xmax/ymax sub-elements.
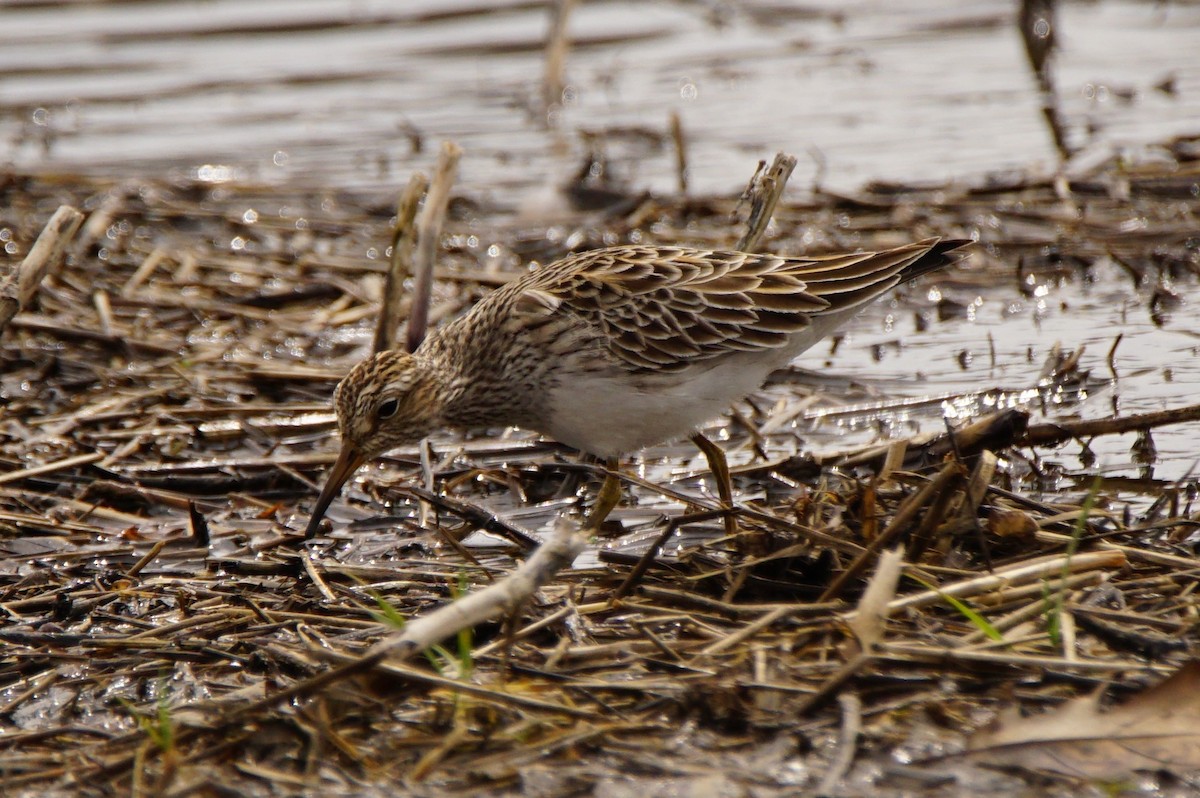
<box><xmin>304</xmin><ymin>238</ymin><xmax>968</xmax><ymax>538</ymax></box>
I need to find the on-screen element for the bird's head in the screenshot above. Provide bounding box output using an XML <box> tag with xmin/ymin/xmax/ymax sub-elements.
<box><xmin>333</xmin><ymin>349</ymin><xmax>445</xmax><ymax>459</ymax></box>
<box><xmin>304</xmin><ymin>349</ymin><xmax>445</xmax><ymax>538</ymax></box>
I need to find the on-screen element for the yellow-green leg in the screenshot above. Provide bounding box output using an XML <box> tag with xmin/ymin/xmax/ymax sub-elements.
<box><xmin>584</xmin><ymin>457</ymin><xmax>622</xmax><ymax>531</ymax></box>
<box><xmin>690</xmin><ymin>432</ymin><xmax>738</xmax><ymax>539</ymax></box>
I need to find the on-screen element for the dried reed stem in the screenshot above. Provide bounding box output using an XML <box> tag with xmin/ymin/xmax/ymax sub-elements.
<box><xmin>375</xmin><ymin>171</ymin><xmax>429</xmax><ymax>354</ymax></box>
<box><xmin>543</xmin><ymin>0</ymin><xmax>577</xmax><ymax>112</ymax></box>
<box><xmin>669</xmin><ymin>110</ymin><xmax>689</xmax><ymax>194</ymax></box>
<box><xmin>736</xmin><ymin>152</ymin><xmax>797</xmax><ymax>253</ymax></box>
<box><xmin>820</xmin><ymin>460</ymin><xmax>964</xmax><ymax>602</ymax></box>
<box><xmin>0</xmin><ymin>205</ymin><xmax>84</xmax><ymax>332</ymax></box>
<box><xmin>407</xmin><ymin>141</ymin><xmax>462</xmax><ymax>353</ymax></box>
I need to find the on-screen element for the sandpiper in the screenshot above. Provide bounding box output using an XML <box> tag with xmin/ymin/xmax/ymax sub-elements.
<box><xmin>304</xmin><ymin>238</ymin><xmax>968</xmax><ymax>538</ymax></box>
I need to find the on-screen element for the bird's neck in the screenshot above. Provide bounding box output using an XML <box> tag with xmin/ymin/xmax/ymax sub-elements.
<box><xmin>419</xmin><ymin>326</ymin><xmax>546</xmax><ymax>432</ymax></box>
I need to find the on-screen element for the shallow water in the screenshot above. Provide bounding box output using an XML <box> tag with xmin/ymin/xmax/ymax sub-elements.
<box><xmin>4</xmin><ymin>0</ymin><xmax>1200</xmax><ymax>501</ymax></box>
<box><xmin>4</xmin><ymin>0</ymin><xmax>1198</xmax><ymax>197</ymax></box>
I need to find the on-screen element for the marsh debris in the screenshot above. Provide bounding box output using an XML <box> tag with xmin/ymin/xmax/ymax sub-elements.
<box><xmin>1</xmin><ymin>139</ymin><xmax>1200</xmax><ymax>795</ymax></box>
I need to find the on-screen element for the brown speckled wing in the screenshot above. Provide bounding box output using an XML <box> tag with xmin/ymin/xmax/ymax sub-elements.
<box><xmin>507</xmin><ymin>239</ymin><xmax>956</xmax><ymax>373</ymax></box>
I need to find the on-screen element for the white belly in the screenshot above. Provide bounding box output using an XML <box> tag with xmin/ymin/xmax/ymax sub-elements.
<box><xmin>540</xmin><ymin>304</ymin><xmax>868</xmax><ymax>453</ymax></box>
<box><xmin>541</xmin><ymin>348</ymin><xmax>792</xmax><ymax>457</ymax></box>
<box><xmin>538</xmin><ymin>306</ymin><xmax>864</xmax><ymax>457</ymax></box>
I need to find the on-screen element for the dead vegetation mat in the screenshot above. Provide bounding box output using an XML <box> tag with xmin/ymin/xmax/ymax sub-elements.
<box><xmin>2</xmin><ymin>139</ymin><xmax>1200</xmax><ymax>796</ymax></box>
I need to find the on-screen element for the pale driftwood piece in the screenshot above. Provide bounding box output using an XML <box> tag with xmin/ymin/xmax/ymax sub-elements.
<box><xmin>223</xmin><ymin>518</ymin><xmax>586</xmax><ymax>721</ymax></box>
<box><xmin>373</xmin><ymin>172</ymin><xmax>429</xmax><ymax>355</ymax></box>
<box><xmin>0</xmin><ymin>205</ymin><xmax>84</xmax><ymax>333</ymax></box>
<box><xmin>406</xmin><ymin>141</ymin><xmax>462</xmax><ymax>353</ymax></box>
<box><xmin>369</xmin><ymin>517</ymin><xmax>584</xmax><ymax>664</ymax></box>
<box><xmin>736</xmin><ymin>152</ymin><xmax>797</xmax><ymax>253</ymax></box>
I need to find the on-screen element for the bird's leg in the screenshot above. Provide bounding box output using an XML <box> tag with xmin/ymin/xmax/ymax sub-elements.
<box><xmin>552</xmin><ymin>452</ymin><xmax>590</xmax><ymax>500</ymax></box>
<box><xmin>584</xmin><ymin>457</ymin><xmax>622</xmax><ymax>531</ymax></box>
<box><xmin>689</xmin><ymin>432</ymin><xmax>739</xmax><ymax>540</ymax></box>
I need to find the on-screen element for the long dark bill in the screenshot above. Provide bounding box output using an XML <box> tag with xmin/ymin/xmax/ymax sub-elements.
<box><xmin>304</xmin><ymin>443</ymin><xmax>367</xmax><ymax>538</ymax></box>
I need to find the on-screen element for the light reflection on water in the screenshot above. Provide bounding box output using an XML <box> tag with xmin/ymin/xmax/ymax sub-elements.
<box><xmin>2</xmin><ymin>0</ymin><xmax>1198</xmax><ymax>533</ymax></box>
<box><xmin>800</xmin><ymin>255</ymin><xmax>1200</xmax><ymax>501</ymax></box>
<box><xmin>1</xmin><ymin>1</ymin><xmax>1198</xmax><ymax>200</ymax></box>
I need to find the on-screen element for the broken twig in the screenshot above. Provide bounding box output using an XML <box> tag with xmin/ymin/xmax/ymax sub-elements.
<box><xmin>0</xmin><ymin>205</ymin><xmax>84</xmax><ymax>333</ymax></box>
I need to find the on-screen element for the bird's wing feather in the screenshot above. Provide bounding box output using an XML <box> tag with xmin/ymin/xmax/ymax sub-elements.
<box><xmin>503</xmin><ymin>240</ymin><xmax>953</xmax><ymax>373</ymax></box>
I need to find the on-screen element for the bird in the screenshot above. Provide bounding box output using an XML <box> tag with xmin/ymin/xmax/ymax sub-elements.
<box><xmin>304</xmin><ymin>237</ymin><xmax>969</xmax><ymax>538</ymax></box>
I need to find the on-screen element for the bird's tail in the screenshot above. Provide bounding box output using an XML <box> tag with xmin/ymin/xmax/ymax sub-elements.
<box><xmin>900</xmin><ymin>237</ymin><xmax>973</xmax><ymax>282</ymax></box>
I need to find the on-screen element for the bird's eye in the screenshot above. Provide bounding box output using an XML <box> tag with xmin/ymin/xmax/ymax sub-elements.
<box><xmin>376</xmin><ymin>398</ymin><xmax>400</xmax><ymax>419</ymax></box>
